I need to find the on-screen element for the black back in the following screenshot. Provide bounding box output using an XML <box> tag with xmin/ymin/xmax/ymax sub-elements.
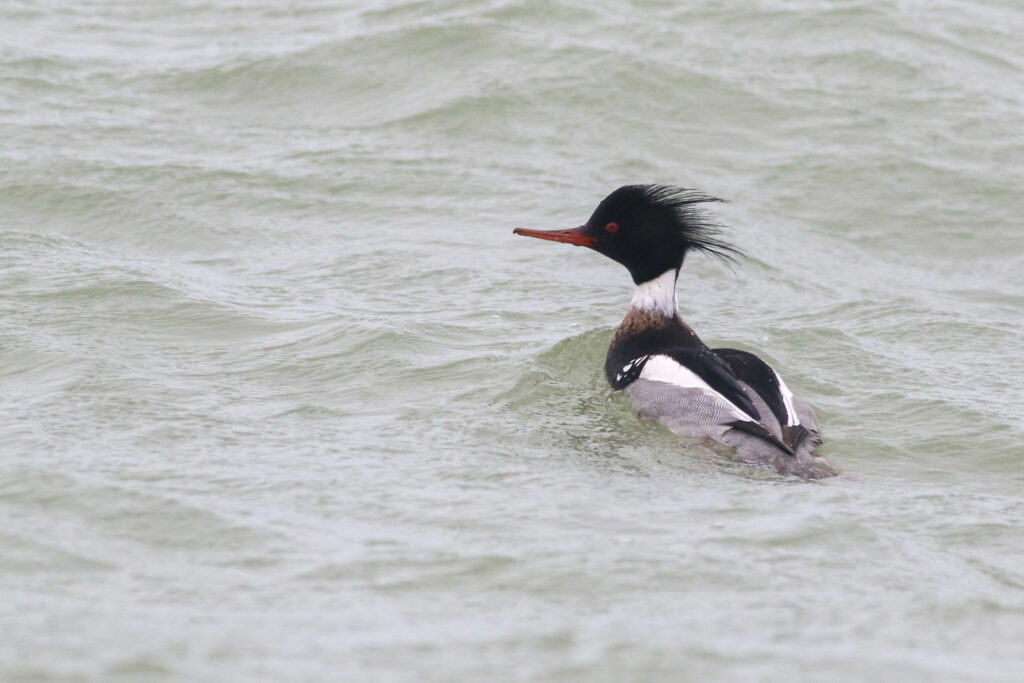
<box><xmin>605</xmin><ymin>324</ymin><xmax>762</xmax><ymax>422</ymax></box>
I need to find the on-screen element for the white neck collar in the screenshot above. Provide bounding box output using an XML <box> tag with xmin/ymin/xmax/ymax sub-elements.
<box><xmin>628</xmin><ymin>268</ymin><xmax>678</xmax><ymax>317</ymax></box>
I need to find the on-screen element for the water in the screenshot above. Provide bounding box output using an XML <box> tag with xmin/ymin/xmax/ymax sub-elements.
<box><xmin>3</xmin><ymin>0</ymin><xmax>1024</xmax><ymax>680</ymax></box>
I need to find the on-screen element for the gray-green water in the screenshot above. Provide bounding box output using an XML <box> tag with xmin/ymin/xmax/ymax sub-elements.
<box><xmin>3</xmin><ymin>1</ymin><xmax>1024</xmax><ymax>681</ymax></box>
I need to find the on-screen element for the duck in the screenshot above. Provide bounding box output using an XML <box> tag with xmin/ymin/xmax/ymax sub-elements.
<box><xmin>514</xmin><ymin>184</ymin><xmax>837</xmax><ymax>479</ymax></box>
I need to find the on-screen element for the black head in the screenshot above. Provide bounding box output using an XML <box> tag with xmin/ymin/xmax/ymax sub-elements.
<box><xmin>514</xmin><ymin>184</ymin><xmax>741</xmax><ymax>284</ymax></box>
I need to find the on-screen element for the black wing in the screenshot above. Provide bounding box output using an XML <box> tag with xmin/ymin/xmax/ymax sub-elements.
<box><xmin>669</xmin><ymin>348</ymin><xmax>801</xmax><ymax>455</ymax></box>
<box><xmin>713</xmin><ymin>347</ymin><xmax>811</xmax><ymax>452</ymax></box>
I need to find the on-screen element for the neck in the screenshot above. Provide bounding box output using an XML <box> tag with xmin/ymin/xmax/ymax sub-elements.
<box><xmin>611</xmin><ymin>266</ymin><xmax>702</xmax><ymax>351</ymax></box>
<box><xmin>628</xmin><ymin>268</ymin><xmax>679</xmax><ymax>318</ymax></box>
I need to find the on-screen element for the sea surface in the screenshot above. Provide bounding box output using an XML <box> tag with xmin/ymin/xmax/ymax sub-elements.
<box><xmin>3</xmin><ymin>1</ymin><xmax>1024</xmax><ymax>681</ymax></box>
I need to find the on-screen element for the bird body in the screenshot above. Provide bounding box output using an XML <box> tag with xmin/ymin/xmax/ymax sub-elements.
<box><xmin>514</xmin><ymin>185</ymin><xmax>837</xmax><ymax>479</ymax></box>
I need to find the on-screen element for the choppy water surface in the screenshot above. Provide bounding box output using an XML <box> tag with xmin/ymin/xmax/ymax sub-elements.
<box><xmin>3</xmin><ymin>1</ymin><xmax>1024</xmax><ymax>680</ymax></box>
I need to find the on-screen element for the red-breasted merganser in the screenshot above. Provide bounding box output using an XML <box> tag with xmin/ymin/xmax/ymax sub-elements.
<box><xmin>514</xmin><ymin>184</ymin><xmax>837</xmax><ymax>479</ymax></box>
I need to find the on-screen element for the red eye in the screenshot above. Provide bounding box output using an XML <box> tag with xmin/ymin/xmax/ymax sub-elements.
<box><xmin>605</xmin><ymin>222</ymin><xmax>619</xmax><ymax>233</ymax></box>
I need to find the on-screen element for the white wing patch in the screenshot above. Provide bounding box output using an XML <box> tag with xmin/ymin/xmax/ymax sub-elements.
<box><xmin>771</xmin><ymin>368</ymin><xmax>800</xmax><ymax>427</ymax></box>
<box><xmin>615</xmin><ymin>355</ymin><xmax>650</xmax><ymax>384</ymax></box>
<box><xmin>639</xmin><ymin>354</ymin><xmax>754</xmax><ymax>423</ymax></box>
